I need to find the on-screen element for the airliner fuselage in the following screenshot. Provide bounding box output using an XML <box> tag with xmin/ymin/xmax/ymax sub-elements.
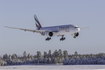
<box><xmin>40</xmin><ymin>24</ymin><xmax>80</xmax><ymax>37</ymax></box>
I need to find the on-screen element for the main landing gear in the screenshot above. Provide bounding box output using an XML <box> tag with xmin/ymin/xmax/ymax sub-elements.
<box><xmin>46</xmin><ymin>37</ymin><xmax>51</xmax><ymax>41</ymax></box>
<box><xmin>45</xmin><ymin>35</ymin><xmax>66</xmax><ymax>41</ymax></box>
<box><xmin>60</xmin><ymin>35</ymin><xmax>66</xmax><ymax>41</ymax></box>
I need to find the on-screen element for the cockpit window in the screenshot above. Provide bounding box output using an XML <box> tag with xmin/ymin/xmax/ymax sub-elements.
<box><xmin>75</xmin><ymin>27</ymin><xmax>79</xmax><ymax>28</ymax></box>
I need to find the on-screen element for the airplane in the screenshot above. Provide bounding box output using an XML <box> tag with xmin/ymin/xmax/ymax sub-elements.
<box><xmin>5</xmin><ymin>15</ymin><xmax>88</xmax><ymax>41</ymax></box>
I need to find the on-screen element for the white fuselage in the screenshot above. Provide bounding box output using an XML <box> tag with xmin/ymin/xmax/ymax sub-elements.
<box><xmin>40</xmin><ymin>24</ymin><xmax>80</xmax><ymax>37</ymax></box>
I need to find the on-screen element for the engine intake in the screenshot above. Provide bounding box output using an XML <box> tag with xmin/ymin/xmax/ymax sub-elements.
<box><xmin>49</xmin><ymin>32</ymin><xmax>53</xmax><ymax>37</ymax></box>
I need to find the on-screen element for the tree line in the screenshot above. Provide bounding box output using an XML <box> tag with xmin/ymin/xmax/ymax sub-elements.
<box><xmin>0</xmin><ymin>50</ymin><xmax>105</xmax><ymax>66</ymax></box>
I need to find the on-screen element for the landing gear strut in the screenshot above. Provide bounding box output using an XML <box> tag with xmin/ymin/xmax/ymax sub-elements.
<box><xmin>60</xmin><ymin>35</ymin><xmax>66</xmax><ymax>41</ymax></box>
<box><xmin>46</xmin><ymin>37</ymin><xmax>51</xmax><ymax>41</ymax></box>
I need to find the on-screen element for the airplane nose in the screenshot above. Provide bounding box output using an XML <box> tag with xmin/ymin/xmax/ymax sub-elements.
<box><xmin>77</xmin><ymin>28</ymin><xmax>80</xmax><ymax>32</ymax></box>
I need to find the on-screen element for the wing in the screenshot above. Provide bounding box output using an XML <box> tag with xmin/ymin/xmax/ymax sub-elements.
<box><xmin>5</xmin><ymin>26</ymin><xmax>46</xmax><ymax>33</ymax></box>
<box><xmin>80</xmin><ymin>27</ymin><xmax>89</xmax><ymax>30</ymax></box>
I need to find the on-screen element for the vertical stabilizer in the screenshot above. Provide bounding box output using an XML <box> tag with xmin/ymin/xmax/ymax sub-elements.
<box><xmin>34</xmin><ymin>15</ymin><xmax>42</xmax><ymax>30</ymax></box>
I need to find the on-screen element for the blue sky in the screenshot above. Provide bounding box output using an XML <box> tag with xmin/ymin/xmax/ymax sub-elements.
<box><xmin>0</xmin><ymin>0</ymin><xmax>105</xmax><ymax>55</ymax></box>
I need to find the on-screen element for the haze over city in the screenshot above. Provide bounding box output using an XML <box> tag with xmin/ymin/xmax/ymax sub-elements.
<box><xmin>0</xmin><ymin>0</ymin><xmax>105</xmax><ymax>55</ymax></box>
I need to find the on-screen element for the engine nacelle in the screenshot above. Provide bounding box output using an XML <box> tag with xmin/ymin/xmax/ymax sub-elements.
<box><xmin>41</xmin><ymin>31</ymin><xmax>53</xmax><ymax>37</ymax></box>
<box><xmin>49</xmin><ymin>32</ymin><xmax>53</xmax><ymax>37</ymax></box>
<box><xmin>74</xmin><ymin>32</ymin><xmax>79</xmax><ymax>38</ymax></box>
<box><xmin>75</xmin><ymin>32</ymin><xmax>79</xmax><ymax>37</ymax></box>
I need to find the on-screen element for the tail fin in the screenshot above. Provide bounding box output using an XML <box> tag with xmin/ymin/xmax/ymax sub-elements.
<box><xmin>34</xmin><ymin>15</ymin><xmax>42</xmax><ymax>30</ymax></box>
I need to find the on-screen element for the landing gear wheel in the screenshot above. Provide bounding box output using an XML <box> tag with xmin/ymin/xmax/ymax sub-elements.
<box><xmin>74</xmin><ymin>36</ymin><xmax>76</xmax><ymax>38</ymax></box>
<box><xmin>60</xmin><ymin>38</ymin><xmax>66</xmax><ymax>41</ymax></box>
<box><xmin>60</xmin><ymin>38</ymin><xmax>63</xmax><ymax>41</ymax></box>
<box><xmin>46</xmin><ymin>37</ymin><xmax>51</xmax><ymax>41</ymax></box>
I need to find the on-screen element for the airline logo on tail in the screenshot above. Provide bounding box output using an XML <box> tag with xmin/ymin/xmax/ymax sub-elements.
<box><xmin>34</xmin><ymin>15</ymin><xmax>42</xmax><ymax>30</ymax></box>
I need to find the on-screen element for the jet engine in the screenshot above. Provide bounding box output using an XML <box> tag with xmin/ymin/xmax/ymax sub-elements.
<box><xmin>74</xmin><ymin>32</ymin><xmax>79</xmax><ymax>38</ymax></box>
<box><xmin>48</xmin><ymin>32</ymin><xmax>53</xmax><ymax>37</ymax></box>
<box><xmin>41</xmin><ymin>31</ymin><xmax>53</xmax><ymax>37</ymax></box>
